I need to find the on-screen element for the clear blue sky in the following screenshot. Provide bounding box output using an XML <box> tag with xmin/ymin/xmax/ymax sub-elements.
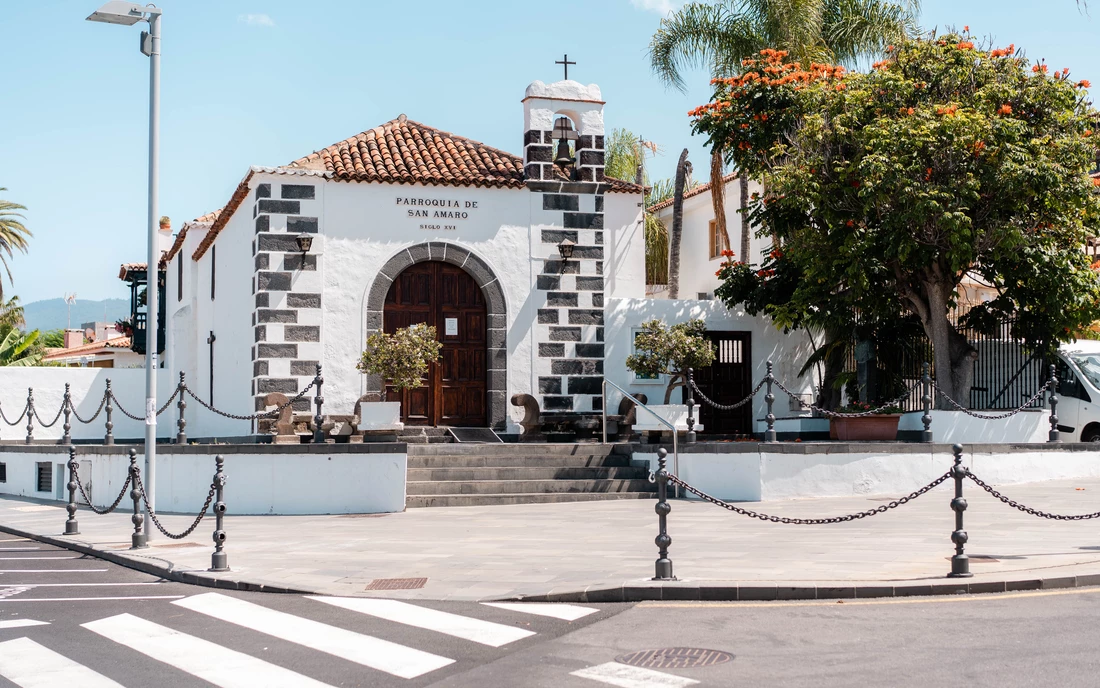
<box><xmin>2</xmin><ymin>0</ymin><xmax>1097</xmax><ymax>304</ymax></box>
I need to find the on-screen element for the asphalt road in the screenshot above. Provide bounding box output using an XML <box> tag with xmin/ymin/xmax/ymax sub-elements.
<box><xmin>3</xmin><ymin>537</ymin><xmax>1100</xmax><ymax>687</ymax></box>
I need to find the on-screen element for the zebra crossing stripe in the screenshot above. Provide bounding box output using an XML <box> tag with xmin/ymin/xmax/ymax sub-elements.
<box><xmin>0</xmin><ymin>556</ymin><xmax>80</xmax><ymax>560</ymax></box>
<box><xmin>0</xmin><ymin>547</ymin><xmax>40</xmax><ymax>551</ymax></box>
<box><xmin>0</xmin><ymin>637</ymin><xmax>125</xmax><ymax>687</ymax></box>
<box><xmin>174</xmin><ymin>593</ymin><xmax>454</xmax><ymax>679</ymax></box>
<box><xmin>308</xmin><ymin>596</ymin><xmax>536</xmax><ymax>647</ymax></box>
<box><xmin>571</xmin><ymin>662</ymin><xmax>701</xmax><ymax>688</ymax></box>
<box><xmin>82</xmin><ymin>613</ymin><xmax>337</xmax><ymax>688</ymax></box>
<box><xmin>482</xmin><ymin>601</ymin><xmax>600</xmax><ymax>621</ymax></box>
<box><xmin>0</xmin><ymin>619</ymin><xmax>50</xmax><ymax>629</ymax></box>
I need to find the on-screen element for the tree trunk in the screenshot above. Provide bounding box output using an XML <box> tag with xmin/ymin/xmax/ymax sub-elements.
<box><xmin>739</xmin><ymin>175</ymin><xmax>751</xmax><ymax>263</ymax></box>
<box><xmin>818</xmin><ymin>327</ymin><xmax>846</xmax><ymax>411</ymax></box>
<box><xmin>915</xmin><ymin>279</ymin><xmax>977</xmax><ymax>409</ymax></box>
<box><xmin>710</xmin><ymin>149</ymin><xmax>732</xmax><ymax>256</ymax></box>
<box><xmin>668</xmin><ymin>149</ymin><xmax>691</xmax><ymax>299</ymax></box>
<box><xmin>664</xmin><ymin>374</ymin><xmax>684</xmax><ymax>405</ymax></box>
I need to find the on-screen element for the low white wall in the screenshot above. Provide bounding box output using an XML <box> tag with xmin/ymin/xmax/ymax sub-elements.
<box><xmin>636</xmin><ymin>444</ymin><xmax>1100</xmax><ymax>502</ymax></box>
<box><xmin>898</xmin><ymin>409</ymin><xmax>1050</xmax><ymax>443</ymax></box>
<box><xmin>0</xmin><ymin>448</ymin><xmax>406</xmax><ymax>515</ymax></box>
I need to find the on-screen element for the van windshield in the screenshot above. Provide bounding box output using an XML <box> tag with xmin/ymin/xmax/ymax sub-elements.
<box><xmin>1069</xmin><ymin>353</ymin><xmax>1100</xmax><ymax>389</ymax></box>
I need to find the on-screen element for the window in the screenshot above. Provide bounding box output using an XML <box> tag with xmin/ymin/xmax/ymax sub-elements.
<box><xmin>0</xmin><ymin>462</ymin><xmax>6</xmax><ymax>483</ymax></box>
<box><xmin>177</xmin><ymin>254</ymin><xmax>183</xmax><ymax>302</ymax></box>
<box><xmin>708</xmin><ymin>220</ymin><xmax>729</xmax><ymax>260</ymax></box>
<box><xmin>631</xmin><ymin>328</ymin><xmax>665</xmax><ymax>385</ymax></box>
<box><xmin>210</xmin><ymin>245</ymin><xmax>216</xmax><ymax>300</ymax></box>
<box><xmin>36</xmin><ymin>462</ymin><xmax>51</xmax><ymax>493</ymax></box>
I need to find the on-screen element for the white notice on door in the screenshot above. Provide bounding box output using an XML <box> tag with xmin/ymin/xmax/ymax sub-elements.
<box><xmin>445</xmin><ymin>318</ymin><xmax>458</xmax><ymax>336</ymax></box>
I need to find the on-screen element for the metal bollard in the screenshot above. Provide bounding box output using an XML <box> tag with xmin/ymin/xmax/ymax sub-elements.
<box><xmin>921</xmin><ymin>362</ymin><xmax>933</xmax><ymax>443</ymax></box>
<box><xmin>62</xmin><ymin>383</ymin><xmax>72</xmax><ymax>445</ymax></box>
<box><xmin>25</xmin><ymin>388</ymin><xmax>33</xmax><ymax>444</ymax></box>
<box><xmin>104</xmin><ymin>380</ymin><xmax>115</xmax><ymax>446</ymax></box>
<box><xmin>1048</xmin><ymin>364</ymin><xmax>1060</xmax><ymax>443</ymax></box>
<box><xmin>948</xmin><ymin>443</ymin><xmax>972</xmax><ymax>578</ymax></box>
<box><xmin>764</xmin><ymin>361</ymin><xmax>777</xmax><ymax>443</ymax></box>
<box><xmin>312</xmin><ymin>364</ymin><xmax>325</xmax><ymax>444</ymax></box>
<box><xmin>685</xmin><ymin>368</ymin><xmax>696</xmax><ymax>444</ymax></box>
<box><xmin>176</xmin><ymin>372</ymin><xmax>187</xmax><ymax>445</ymax></box>
<box><xmin>129</xmin><ymin>448</ymin><xmax>147</xmax><ymax>549</ymax></box>
<box><xmin>65</xmin><ymin>446</ymin><xmax>80</xmax><ymax>535</ymax></box>
<box><xmin>653</xmin><ymin>448</ymin><xmax>675</xmax><ymax>581</ymax></box>
<box><xmin>210</xmin><ymin>456</ymin><xmax>229</xmax><ymax>572</ymax></box>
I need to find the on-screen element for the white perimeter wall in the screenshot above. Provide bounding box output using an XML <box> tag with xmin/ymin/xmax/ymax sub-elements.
<box><xmin>0</xmin><ymin>448</ymin><xmax>406</xmax><ymax>515</ymax></box>
<box><xmin>636</xmin><ymin>445</ymin><xmax>1100</xmax><ymax>502</ymax></box>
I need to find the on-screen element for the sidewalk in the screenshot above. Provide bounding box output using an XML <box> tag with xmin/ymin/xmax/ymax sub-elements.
<box><xmin>3</xmin><ymin>476</ymin><xmax>1100</xmax><ymax>601</ymax></box>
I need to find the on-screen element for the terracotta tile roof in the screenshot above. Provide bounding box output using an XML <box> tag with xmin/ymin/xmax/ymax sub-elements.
<box><xmin>649</xmin><ymin>173</ymin><xmax>739</xmax><ymax>213</ymax></box>
<box><xmin>44</xmin><ymin>337</ymin><xmax>132</xmax><ymax>361</ymax></box>
<box><xmin>118</xmin><ymin>263</ymin><xmax>147</xmax><ymax>281</ymax></box>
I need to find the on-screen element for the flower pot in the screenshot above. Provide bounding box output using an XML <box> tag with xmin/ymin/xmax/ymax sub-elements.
<box><xmin>830</xmin><ymin>414</ymin><xmax>901</xmax><ymax>441</ymax></box>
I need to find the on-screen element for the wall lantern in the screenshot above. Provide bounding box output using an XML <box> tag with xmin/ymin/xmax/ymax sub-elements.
<box><xmin>557</xmin><ymin>237</ymin><xmax>576</xmax><ymax>262</ymax></box>
<box><xmin>295</xmin><ymin>233</ymin><xmax>314</xmax><ymax>255</ymax></box>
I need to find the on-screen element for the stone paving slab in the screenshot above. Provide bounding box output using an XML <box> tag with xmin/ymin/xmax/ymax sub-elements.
<box><xmin>3</xmin><ymin>476</ymin><xmax>1100</xmax><ymax>601</ymax></box>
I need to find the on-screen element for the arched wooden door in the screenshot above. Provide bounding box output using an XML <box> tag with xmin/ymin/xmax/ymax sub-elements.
<box><xmin>383</xmin><ymin>261</ymin><xmax>488</xmax><ymax>427</ymax></box>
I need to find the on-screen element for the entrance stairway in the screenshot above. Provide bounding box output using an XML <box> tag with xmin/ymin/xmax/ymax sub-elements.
<box><xmin>405</xmin><ymin>444</ymin><xmax>656</xmax><ymax>507</ymax></box>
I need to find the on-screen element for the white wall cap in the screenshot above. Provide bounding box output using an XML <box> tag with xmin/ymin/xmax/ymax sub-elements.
<box><xmin>525</xmin><ymin>80</ymin><xmax>603</xmax><ymax>102</ymax></box>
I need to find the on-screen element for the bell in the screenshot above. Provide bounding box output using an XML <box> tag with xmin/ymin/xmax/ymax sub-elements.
<box><xmin>554</xmin><ymin>139</ymin><xmax>574</xmax><ymax>167</ymax></box>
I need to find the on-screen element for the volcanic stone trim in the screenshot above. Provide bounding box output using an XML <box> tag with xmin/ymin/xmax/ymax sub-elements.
<box><xmin>284</xmin><ymin>326</ymin><xmax>320</xmax><ymax>342</ymax></box>
<box><xmin>575</xmin><ymin>343</ymin><xmax>605</xmax><ymax>358</ymax></box>
<box><xmin>543</xmin><ymin>396</ymin><xmax>573</xmax><ymax>411</ymax></box>
<box><xmin>257</xmin><ymin>309</ymin><xmax>296</xmax><ymax>324</ymax></box>
<box><xmin>538</xmin><ymin>343</ymin><xmax>565</xmax><ymax>357</ymax></box>
<box><xmin>256</xmin><ymin>215</ymin><xmax>269</xmax><ymax>233</ymax></box>
<box><xmin>254</xmin><ymin>326</ymin><xmax>266</xmax><ymax>343</ymax></box>
<box><xmin>258</xmin><ymin>234</ymin><xmax>300</xmax><ymax>252</ymax></box>
<box><xmin>538</xmin><ymin>377</ymin><xmax>563</xmax><ymax>394</ymax></box>
<box><xmin>257</xmin><ymin>271</ymin><xmax>292</xmax><ymax>291</ymax></box>
<box><xmin>542</xmin><ymin>194</ymin><xmax>580</xmax><ymax>211</ymax></box>
<box><xmin>564</xmin><ymin>213</ymin><xmax>603</xmax><ymax>230</ymax></box>
<box><xmin>365</xmin><ymin>242</ymin><xmax>508</xmax><ymax>430</ymax></box>
<box><xmin>290</xmin><ymin>360</ymin><xmax>319</xmax><ymax>376</ymax></box>
<box><xmin>547</xmin><ymin>292</ymin><xmax>578</xmax><ymax>307</ymax></box>
<box><xmin>287</xmin><ymin>293</ymin><xmax>321</xmax><ymax>309</ymax></box>
<box><xmin>287</xmin><ymin>217</ymin><xmax>318</xmax><ymax>234</ymax></box>
<box><xmin>551</xmin><ymin>359</ymin><xmax>603</xmax><ymax>375</ymax></box>
<box><xmin>543</xmin><ymin>260</ymin><xmax>579</xmax><ymax>274</ymax></box>
<box><xmin>576</xmin><ymin>276</ymin><xmax>603</xmax><ymax>290</ymax></box>
<box><xmin>255</xmin><ymin>253</ymin><xmax>270</xmax><ymax>271</ymax></box>
<box><xmin>257</xmin><ymin>343</ymin><xmax>297</xmax><ymax>358</ymax></box>
<box><xmin>255</xmin><ymin>293</ymin><xmax>269</xmax><ymax>308</ymax></box>
<box><xmin>568</xmin><ymin>309</ymin><xmax>604</xmax><ymax>325</ymax></box>
<box><xmin>256</xmin><ymin>183</ymin><xmax>271</xmax><ymax>198</ymax></box>
<box><xmin>549</xmin><ymin>327</ymin><xmax>582</xmax><ymax>341</ymax></box>
<box><xmin>257</xmin><ymin>378</ymin><xmax>298</xmax><ymax>394</ymax></box>
<box><xmin>567</xmin><ymin>376</ymin><xmax>603</xmax><ymax>394</ymax></box>
<box><xmin>537</xmin><ymin>309</ymin><xmax>560</xmax><ymax>324</ymax></box>
<box><xmin>280</xmin><ymin>184</ymin><xmax>315</xmax><ymax>199</ymax></box>
<box><xmin>253</xmin><ymin>360</ymin><xmax>268</xmax><ymax>376</ymax></box>
<box><xmin>536</xmin><ymin>275</ymin><xmax>560</xmax><ymax>291</ymax></box>
<box><xmin>571</xmin><ymin>246</ymin><xmax>604</xmax><ymax>260</ymax></box>
<box><xmin>592</xmin><ymin>293</ymin><xmax>604</xmax><ymax>308</ymax></box>
<box><xmin>541</xmin><ymin>230</ymin><xmax>578</xmax><ymax>244</ymax></box>
<box><xmin>258</xmin><ymin>199</ymin><xmax>300</xmax><ymax>215</ymax></box>
<box><xmin>282</xmin><ymin>254</ymin><xmax>317</xmax><ymax>271</ymax></box>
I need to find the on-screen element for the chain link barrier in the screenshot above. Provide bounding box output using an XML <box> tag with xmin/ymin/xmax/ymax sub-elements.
<box><xmin>772</xmin><ymin>377</ymin><xmax>921</xmax><ymax>418</ymax></box>
<box><xmin>664</xmin><ymin>471</ymin><xmax>951</xmax><ymax>524</ymax></box>
<box><xmin>688</xmin><ymin>377</ymin><xmax>766</xmax><ymax>411</ymax></box>
<box><xmin>967</xmin><ymin>470</ymin><xmax>1100</xmax><ymax>520</ymax></box>
<box><xmin>71</xmin><ymin>465</ymin><xmax>133</xmax><ymax>516</ymax></box>
<box><xmin>133</xmin><ymin>472</ymin><xmax>217</xmax><ymax>540</ymax></box>
<box><xmin>69</xmin><ymin>391</ymin><xmax>108</xmax><ymax>424</ymax></box>
<box><xmin>33</xmin><ymin>399</ymin><xmax>66</xmax><ymax>428</ymax></box>
<box><xmin>933</xmin><ymin>381</ymin><xmax>1051</xmax><ymax>420</ymax></box>
<box><xmin>0</xmin><ymin>401</ymin><xmax>29</xmax><ymax>427</ymax></box>
<box><xmin>183</xmin><ymin>378</ymin><xmax>315</xmax><ymax>421</ymax></box>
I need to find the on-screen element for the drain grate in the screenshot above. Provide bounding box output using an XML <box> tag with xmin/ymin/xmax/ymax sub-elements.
<box><xmin>365</xmin><ymin>577</ymin><xmax>427</xmax><ymax>591</ymax></box>
<box><xmin>615</xmin><ymin>648</ymin><xmax>733</xmax><ymax>669</ymax></box>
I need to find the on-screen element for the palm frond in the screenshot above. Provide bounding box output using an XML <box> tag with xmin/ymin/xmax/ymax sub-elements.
<box><xmin>649</xmin><ymin>1</ymin><xmax>764</xmax><ymax>91</ymax></box>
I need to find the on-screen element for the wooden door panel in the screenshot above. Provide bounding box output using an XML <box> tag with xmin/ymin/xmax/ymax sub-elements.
<box><xmin>695</xmin><ymin>332</ymin><xmax>752</xmax><ymax>435</ymax></box>
<box><xmin>383</xmin><ymin>261</ymin><xmax>488</xmax><ymax>427</ymax></box>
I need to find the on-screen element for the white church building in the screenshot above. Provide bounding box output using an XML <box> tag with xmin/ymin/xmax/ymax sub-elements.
<box><xmin>156</xmin><ymin>78</ymin><xmax>810</xmax><ymax>439</ymax></box>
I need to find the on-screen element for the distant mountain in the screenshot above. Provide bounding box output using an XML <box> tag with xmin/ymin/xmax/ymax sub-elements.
<box><xmin>23</xmin><ymin>298</ymin><xmax>130</xmax><ymax>332</ymax></box>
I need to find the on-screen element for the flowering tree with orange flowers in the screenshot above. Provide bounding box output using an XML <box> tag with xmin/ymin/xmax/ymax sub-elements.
<box><xmin>694</xmin><ymin>33</ymin><xmax>1100</xmax><ymax>408</ymax></box>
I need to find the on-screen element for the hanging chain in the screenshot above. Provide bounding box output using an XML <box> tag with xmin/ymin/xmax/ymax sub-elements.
<box><xmin>967</xmin><ymin>471</ymin><xmax>1100</xmax><ymax>520</ymax></box>
<box><xmin>71</xmin><ymin>466</ymin><xmax>132</xmax><ymax>515</ymax></box>
<box><xmin>108</xmin><ymin>391</ymin><xmax>145</xmax><ymax>422</ymax></box>
<box><xmin>157</xmin><ymin>385</ymin><xmax>182</xmax><ymax>416</ymax></box>
<box><xmin>182</xmin><ymin>378</ymin><xmax>316</xmax><ymax>421</ymax></box>
<box><xmin>772</xmin><ymin>378</ymin><xmax>921</xmax><ymax>418</ymax></box>
<box><xmin>664</xmin><ymin>471</ymin><xmax>951</xmax><ymax>524</ymax></box>
<box><xmin>70</xmin><ymin>391</ymin><xmax>109</xmax><ymax>424</ymax></box>
<box><xmin>33</xmin><ymin>400</ymin><xmax>66</xmax><ymax>428</ymax></box>
<box><xmin>933</xmin><ymin>381</ymin><xmax>1051</xmax><ymax>420</ymax></box>
<box><xmin>134</xmin><ymin>472</ymin><xmax>217</xmax><ymax>540</ymax></box>
<box><xmin>0</xmin><ymin>402</ymin><xmax>29</xmax><ymax>427</ymax></box>
<box><xmin>689</xmin><ymin>377</ymin><xmax>766</xmax><ymax>411</ymax></box>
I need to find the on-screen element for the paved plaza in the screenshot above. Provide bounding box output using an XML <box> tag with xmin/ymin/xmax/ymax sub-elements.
<box><xmin>3</xmin><ymin>476</ymin><xmax>1100</xmax><ymax>601</ymax></box>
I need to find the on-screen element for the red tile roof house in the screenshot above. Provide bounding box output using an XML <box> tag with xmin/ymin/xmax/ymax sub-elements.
<box><xmin>153</xmin><ymin>78</ymin><xmax>713</xmax><ymax>439</ymax></box>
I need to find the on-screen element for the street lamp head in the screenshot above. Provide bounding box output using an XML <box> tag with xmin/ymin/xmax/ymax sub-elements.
<box><xmin>86</xmin><ymin>1</ymin><xmax>152</xmax><ymax>25</ymax></box>
<box><xmin>295</xmin><ymin>234</ymin><xmax>314</xmax><ymax>254</ymax></box>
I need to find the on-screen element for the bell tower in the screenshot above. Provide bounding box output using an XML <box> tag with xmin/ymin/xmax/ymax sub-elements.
<box><xmin>524</xmin><ymin>78</ymin><xmax>608</xmax><ymax>418</ymax></box>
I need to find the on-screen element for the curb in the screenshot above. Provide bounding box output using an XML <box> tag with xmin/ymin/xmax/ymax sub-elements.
<box><xmin>507</xmin><ymin>575</ymin><xmax>1100</xmax><ymax>603</ymax></box>
<box><xmin>0</xmin><ymin>523</ymin><xmax>312</xmax><ymax>596</ymax></box>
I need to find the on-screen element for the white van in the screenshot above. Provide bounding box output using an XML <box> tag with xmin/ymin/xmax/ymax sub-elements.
<box><xmin>1054</xmin><ymin>339</ymin><xmax>1100</xmax><ymax>442</ymax></box>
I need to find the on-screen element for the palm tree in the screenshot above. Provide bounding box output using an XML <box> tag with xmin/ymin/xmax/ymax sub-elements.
<box><xmin>0</xmin><ymin>296</ymin><xmax>25</xmax><ymax>333</ymax></box>
<box><xmin>648</xmin><ymin>0</ymin><xmax>920</xmax><ymax>265</ymax></box>
<box><xmin>668</xmin><ymin>149</ymin><xmax>692</xmax><ymax>299</ymax></box>
<box><xmin>0</xmin><ymin>190</ymin><xmax>31</xmax><ymax>299</ymax></box>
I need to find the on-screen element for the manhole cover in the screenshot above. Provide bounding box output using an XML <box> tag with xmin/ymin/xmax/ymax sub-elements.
<box><xmin>615</xmin><ymin>648</ymin><xmax>733</xmax><ymax>669</ymax></box>
<box><xmin>365</xmin><ymin>577</ymin><xmax>427</xmax><ymax>591</ymax></box>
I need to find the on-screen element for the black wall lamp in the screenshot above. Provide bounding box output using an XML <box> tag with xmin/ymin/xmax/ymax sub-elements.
<box><xmin>295</xmin><ymin>233</ymin><xmax>313</xmax><ymax>258</ymax></box>
<box><xmin>557</xmin><ymin>237</ymin><xmax>575</xmax><ymax>260</ymax></box>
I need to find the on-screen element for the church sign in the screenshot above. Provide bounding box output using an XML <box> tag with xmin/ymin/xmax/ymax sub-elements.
<box><xmin>397</xmin><ymin>197</ymin><xmax>479</xmax><ymax>230</ymax></box>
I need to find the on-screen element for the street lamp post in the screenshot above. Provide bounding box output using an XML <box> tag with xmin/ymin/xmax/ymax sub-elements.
<box><xmin>87</xmin><ymin>1</ymin><xmax>163</xmax><ymax>531</ymax></box>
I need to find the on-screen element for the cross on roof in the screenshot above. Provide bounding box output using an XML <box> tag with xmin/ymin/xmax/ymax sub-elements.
<box><xmin>555</xmin><ymin>54</ymin><xmax>576</xmax><ymax>81</ymax></box>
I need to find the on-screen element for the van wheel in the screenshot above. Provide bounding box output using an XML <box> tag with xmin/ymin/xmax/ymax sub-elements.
<box><xmin>1081</xmin><ymin>426</ymin><xmax>1100</xmax><ymax>443</ymax></box>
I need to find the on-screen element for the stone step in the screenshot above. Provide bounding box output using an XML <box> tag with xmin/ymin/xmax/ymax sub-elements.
<box><xmin>405</xmin><ymin>492</ymin><xmax>657</xmax><ymax>508</ymax></box>
<box><xmin>405</xmin><ymin>478</ymin><xmax>656</xmax><ymax>496</ymax></box>
<box><xmin>406</xmin><ymin>443</ymin><xmax>627</xmax><ymax>457</ymax></box>
<box><xmin>406</xmin><ymin>454</ymin><xmax>636</xmax><ymax>469</ymax></box>
<box><xmin>406</xmin><ymin>466</ymin><xmax>648</xmax><ymax>482</ymax></box>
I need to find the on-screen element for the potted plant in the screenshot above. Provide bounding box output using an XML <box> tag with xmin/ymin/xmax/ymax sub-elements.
<box><xmin>829</xmin><ymin>400</ymin><xmax>904</xmax><ymax>441</ymax></box>
<box><xmin>625</xmin><ymin>318</ymin><xmax>716</xmax><ymax>434</ymax></box>
<box><xmin>356</xmin><ymin>323</ymin><xmax>443</xmax><ymax>428</ymax></box>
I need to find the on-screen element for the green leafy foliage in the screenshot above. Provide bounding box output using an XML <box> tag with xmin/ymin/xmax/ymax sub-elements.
<box><xmin>0</xmin><ymin>328</ymin><xmax>42</xmax><ymax>367</ymax></box>
<box><xmin>693</xmin><ymin>33</ymin><xmax>1100</xmax><ymax>404</ymax></box>
<box><xmin>356</xmin><ymin>323</ymin><xmax>443</xmax><ymax>392</ymax></box>
<box><xmin>626</xmin><ymin>319</ymin><xmax>717</xmax><ymax>402</ymax></box>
